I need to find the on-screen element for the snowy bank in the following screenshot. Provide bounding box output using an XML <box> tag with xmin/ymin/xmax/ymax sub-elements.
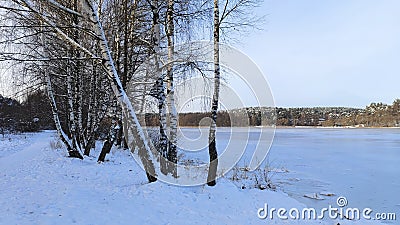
<box><xmin>0</xmin><ymin>131</ymin><xmax>384</xmax><ymax>224</ymax></box>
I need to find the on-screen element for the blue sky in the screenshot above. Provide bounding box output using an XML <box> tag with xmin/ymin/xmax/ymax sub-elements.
<box><xmin>235</xmin><ymin>0</ymin><xmax>400</xmax><ymax>108</ymax></box>
<box><xmin>1</xmin><ymin>1</ymin><xmax>399</xmax><ymax>109</ymax></box>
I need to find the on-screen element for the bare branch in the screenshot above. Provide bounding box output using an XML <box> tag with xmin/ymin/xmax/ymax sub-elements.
<box><xmin>12</xmin><ymin>0</ymin><xmax>97</xmax><ymax>58</ymax></box>
<box><xmin>44</xmin><ymin>0</ymin><xmax>82</xmax><ymax>17</ymax></box>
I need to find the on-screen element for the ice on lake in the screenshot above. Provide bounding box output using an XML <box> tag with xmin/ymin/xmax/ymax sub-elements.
<box><xmin>177</xmin><ymin>127</ymin><xmax>400</xmax><ymax>219</ymax></box>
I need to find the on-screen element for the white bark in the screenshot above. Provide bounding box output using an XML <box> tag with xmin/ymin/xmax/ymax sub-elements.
<box><xmin>150</xmin><ymin>0</ymin><xmax>168</xmax><ymax>175</ymax></box>
<box><xmin>14</xmin><ymin>0</ymin><xmax>157</xmax><ymax>181</ymax></box>
<box><xmin>38</xmin><ymin>0</ymin><xmax>82</xmax><ymax>159</ymax></box>
<box><xmin>45</xmin><ymin>71</ymin><xmax>83</xmax><ymax>159</ymax></box>
<box><xmin>207</xmin><ymin>0</ymin><xmax>220</xmax><ymax>186</ymax></box>
<box><xmin>66</xmin><ymin>62</ymin><xmax>76</xmax><ymax>141</ymax></box>
<box><xmin>85</xmin><ymin>62</ymin><xmax>95</xmax><ymax>144</ymax></box>
<box><xmin>45</xmin><ymin>73</ymin><xmax>72</xmax><ymax>150</ymax></box>
<box><xmin>81</xmin><ymin>0</ymin><xmax>157</xmax><ymax>181</ymax></box>
<box><xmin>166</xmin><ymin>0</ymin><xmax>178</xmax><ymax>177</ymax></box>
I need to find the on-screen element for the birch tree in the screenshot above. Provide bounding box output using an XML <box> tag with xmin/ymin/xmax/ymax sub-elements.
<box><xmin>101</xmin><ymin>0</ymin><xmax>147</xmax><ymax>149</ymax></box>
<box><xmin>143</xmin><ymin>0</ymin><xmax>169</xmax><ymax>175</ymax></box>
<box><xmin>206</xmin><ymin>0</ymin><xmax>220</xmax><ymax>186</ymax></box>
<box><xmin>166</xmin><ymin>0</ymin><xmax>178</xmax><ymax>177</ymax></box>
<box><xmin>7</xmin><ymin>0</ymin><xmax>158</xmax><ymax>182</ymax></box>
<box><xmin>39</xmin><ymin>1</ymin><xmax>84</xmax><ymax>159</ymax></box>
<box><xmin>84</xmin><ymin>0</ymin><xmax>157</xmax><ymax>182</ymax></box>
<box><xmin>207</xmin><ymin>0</ymin><xmax>263</xmax><ymax>186</ymax></box>
<box><xmin>1</xmin><ymin>0</ymin><xmax>262</xmax><ymax>185</ymax></box>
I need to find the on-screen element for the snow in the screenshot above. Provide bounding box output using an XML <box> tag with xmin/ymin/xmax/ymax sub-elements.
<box><xmin>0</xmin><ymin>133</ymin><xmax>35</xmax><ymax>158</ymax></box>
<box><xmin>0</xmin><ymin>130</ymin><xmax>387</xmax><ymax>224</ymax></box>
<box><xmin>304</xmin><ymin>193</ymin><xmax>325</xmax><ymax>200</ymax></box>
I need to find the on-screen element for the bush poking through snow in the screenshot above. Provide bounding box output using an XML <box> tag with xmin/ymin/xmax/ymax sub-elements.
<box><xmin>227</xmin><ymin>165</ymin><xmax>278</xmax><ymax>191</ymax></box>
<box><xmin>49</xmin><ymin>138</ymin><xmax>63</xmax><ymax>150</ymax></box>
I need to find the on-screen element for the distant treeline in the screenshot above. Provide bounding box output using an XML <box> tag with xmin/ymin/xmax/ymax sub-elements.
<box><xmin>0</xmin><ymin>92</ymin><xmax>54</xmax><ymax>134</ymax></box>
<box><xmin>142</xmin><ymin>108</ymin><xmax>276</xmax><ymax>127</ymax></box>
<box><xmin>144</xmin><ymin>100</ymin><xmax>400</xmax><ymax>127</ymax></box>
<box><xmin>275</xmin><ymin>100</ymin><xmax>400</xmax><ymax>127</ymax></box>
<box><xmin>143</xmin><ymin>112</ymin><xmax>232</xmax><ymax>127</ymax></box>
<box><xmin>2</xmin><ymin>92</ymin><xmax>400</xmax><ymax>133</ymax></box>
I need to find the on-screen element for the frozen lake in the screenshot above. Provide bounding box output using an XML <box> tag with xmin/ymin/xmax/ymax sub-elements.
<box><xmin>269</xmin><ymin>128</ymin><xmax>400</xmax><ymax>221</ymax></box>
<box><xmin>178</xmin><ymin>127</ymin><xmax>400</xmax><ymax>221</ymax></box>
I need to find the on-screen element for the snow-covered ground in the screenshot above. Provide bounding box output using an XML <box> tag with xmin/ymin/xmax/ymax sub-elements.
<box><xmin>0</xmin><ymin>130</ymin><xmax>391</xmax><ymax>224</ymax></box>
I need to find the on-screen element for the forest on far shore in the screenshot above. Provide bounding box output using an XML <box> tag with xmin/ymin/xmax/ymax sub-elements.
<box><xmin>2</xmin><ymin>91</ymin><xmax>399</xmax><ymax>135</ymax></box>
<box><xmin>153</xmin><ymin>99</ymin><xmax>400</xmax><ymax>127</ymax></box>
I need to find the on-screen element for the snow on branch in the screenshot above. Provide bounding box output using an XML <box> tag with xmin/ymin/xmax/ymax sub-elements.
<box><xmin>44</xmin><ymin>0</ymin><xmax>82</xmax><ymax>17</ymax></box>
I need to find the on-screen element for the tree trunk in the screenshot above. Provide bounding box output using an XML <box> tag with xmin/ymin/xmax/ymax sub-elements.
<box><xmin>116</xmin><ymin>119</ymin><xmax>123</xmax><ymax>147</ymax></box>
<box><xmin>84</xmin><ymin>60</ymin><xmax>97</xmax><ymax>156</ymax></box>
<box><xmin>83</xmin><ymin>0</ymin><xmax>157</xmax><ymax>182</ymax></box>
<box><xmin>45</xmin><ymin>72</ymin><xmax>83</xmax><ymax>159</ymax></box>
<box><xmin>98</xmin><ymin>126</ymin><xmax>116</xmax><ymax>162</ymax></box>
<box><xmin>98</xmin><ymin>139</ymin><xmax>113</xmax><ymax>162</ymax></box>
<box><xmin>122</xmin><ymin>114</ymin><xmax>129</xmax><ymax>149</ymax></box>
<box><xmin>118</xmin><ymin>0</ymin><xmax>129</xmax><ymax>149</ymax></box>
<box><xmin>166</xmin><ymin>0</ymin><xmax>178</xmax><ymax>177</ymax></box>
<box><xmin>207</xmin><ymin>0</ymin><xmax>220</xmax><ymax>186</ymax></box>
<box><xmin>84</xmin><ymin>135</ymin><xmax>96</xmax><ymax>156</ymax></box>
<box><xmin>18</xmin><ymin>0</ymin><xmax>156</xmax><ymax>182</ymax></box>
<box><xmin>66</xmin><ymin>60</ymin><xmax>76</xmax><ymax>140</ymax></box>
<box><xmin>39</xmin><ymin>3</ymin><xmax>83</xmax><ymax>159</ymax></box>
<box><xmin>151</xmin><ymin>0</ymin><xmax>169</xmax><ymax>175</ymax></box>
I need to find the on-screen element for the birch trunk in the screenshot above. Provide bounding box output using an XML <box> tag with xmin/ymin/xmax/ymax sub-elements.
<box><xmin>207</xmin><ymin>0</ymin><xmax>220</xmax><ymax>186</ymax></box>
<box><xmin>84</xmin><ymin>60</ymin><xmax>98</xmax><ymax>156</ymax></box>
<box><xmin>117</xmin><ymin>0</ymin><xmax>130</xmax><ymax>148</ymax></box>
<box><xmin>38</xmin><ymin>0</ymin><xmax>83</xmax><ymax>159</ymax></box>
<box><xmin>73</xmin><ymin>0</ymin><xmax>83</xmax><ymax>149</ymax></box>
<box><xmin>84</xmin><ymin>61</ymin><xmax>96</xmax><ymax>156</ymax></box>
<box><xmin>17</xmin><ymin>0</ymin><xmax>156</xmax><ymax>182</ymax></box>
<box><xmin>166</xmin><ymin>0</ymin><xmax>178</xmax><ymax>177</ymax></box>
<box><xmin>45</xmin><ymin>72</ymin><xmax>83</xmax><ymax>159</ymax></box>
<box><xmin>151</xmin><ymin>0</ymin><xmax>169</xmax><ymax>175</ymax></box>
<box><xmin>66</xmin><ymin>61</ymin><xmax>75</xmax><ymax>139</ymax></box>
<box><xmin>82</xmin><ymin>0</ymin><xmax>157</xmax><ymax>182</ymax></box>
<box><xmin>75</xmin><ymin>59</ymin><xmax>83</xmax><ymax>148</ymax></box>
